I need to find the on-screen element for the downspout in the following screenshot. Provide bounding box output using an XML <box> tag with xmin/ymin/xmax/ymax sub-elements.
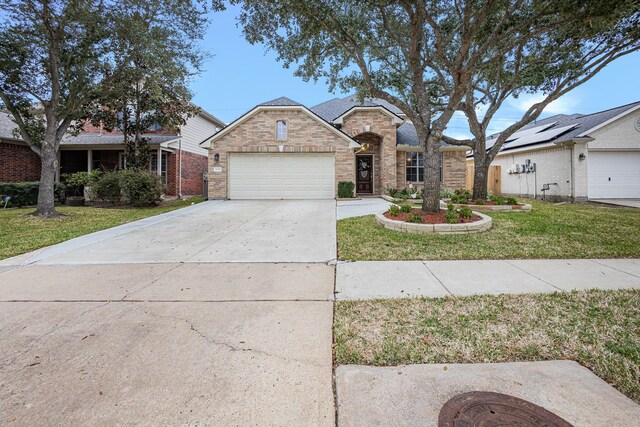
<box><xmin>178</xmin><ymin>138</ymin><xmax>183</xmax><ymax>199</ymax></box>
<box><xmin>569</xmin><ymin>144</ymin><xmax>575</xmax><ymax>202</ymax></box>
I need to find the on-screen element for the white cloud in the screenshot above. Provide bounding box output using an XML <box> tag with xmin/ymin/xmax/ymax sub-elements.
<box><xmin>509</xmin><ymin>93</ymin><xmax>579</xmax><ymax>115</ymax></box>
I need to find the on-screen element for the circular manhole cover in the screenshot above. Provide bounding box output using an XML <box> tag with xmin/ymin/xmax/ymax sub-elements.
<box><xmin>438</xmin><ymin>391</ymin><xmax>573</xmax><ymax>427</ymax></box>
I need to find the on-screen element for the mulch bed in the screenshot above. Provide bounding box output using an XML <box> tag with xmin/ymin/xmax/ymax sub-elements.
<box><xmin>384</xmin><ymin>208</ymin><xmax>482</xmax><ymax>224</ymax></box>
<box><xmin>453</xmin><ymin>200</ymin><xmax>521</xmax><ymax>208</ymax></box>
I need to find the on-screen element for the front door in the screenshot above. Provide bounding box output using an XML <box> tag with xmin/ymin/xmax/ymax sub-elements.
<box><xmin>356</xmin><ymin>155</ymin><xmax>373</xmax><ymax>194</ymax></box>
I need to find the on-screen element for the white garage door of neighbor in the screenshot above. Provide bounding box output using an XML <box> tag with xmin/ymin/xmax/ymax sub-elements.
<box><xmin>229</xmin><ymin>153</ymin><xmax>336</xmax><ymax>199</ymax></box>
<box><xmin>588</xmin><ymin>151</ymin><xmax>640</xmax><ymax>199</ymax></box>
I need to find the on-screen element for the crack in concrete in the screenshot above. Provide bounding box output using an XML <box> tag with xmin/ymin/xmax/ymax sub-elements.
<box><xmin>120</xmin><ymin>263</ymin><xmax>184</xmax><ymax>301</ymax></box>
<box><xmin>134</xmin><ymin>304</ymin><xmax>326</xmax><ymax>368</ymax></box>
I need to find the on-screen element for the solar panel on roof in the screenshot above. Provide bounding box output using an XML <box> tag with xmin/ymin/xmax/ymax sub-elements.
<box><xmin>504</xmin><ymin>124</ymin><xmax>578</xmax><ymax>149</ymax></box>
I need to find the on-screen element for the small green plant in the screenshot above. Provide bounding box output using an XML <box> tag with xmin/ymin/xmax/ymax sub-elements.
<box><xmin>440</xmin><ymin>188</ymin><xmax>453</xmax><ymax>199</ymax></box>
<box><xmin>338</xmin><ymin>181</ymin><xmax>356</xmax><ymax>198</ymax></box>
<box><xmin>445</xmin><ymin>210</ymin><xmax>460</xmax><ymax>224</ymax></box>
<box><xmin>474</xmin><ymin>199</ymin><xmax>485</xmax><ymax>205</ymax></box>
<box><xmin>490</xmin><ymin>195</ymin><xmax>506</xmax><ymax>205</ymax></box>
<box><xmin>388</xmin><ymin>204</ymin><xmax>400</xmax><ymax>216</ymax></box>
<box><xmin>447</xmin><ymin>203</ymin><xmax>455</xmax><ymax>211</ymax></box>
<box><xmin>506</xmin><ymin>197</ymin><xmax>518</xmax><ymax>205</ymax></box>
<box><xmin>400</xmin><ymin>204</ymin><xmax>412</xmax><ymax>213</ymax></box>
<box><xmin>451</xmin><ymin>188</ymin><xmax>471</xmax><ymax>204</ymax></box>
<box><xmin>459</xmin><ymin>206</ymin><xmax>473</xmax><ymax>219</ymax></box>
<box><xmin>407</xmin><ymin>213</ymin><xmax>423</xmax><ymax>223</ymax></box>
<box><xmin>386</xmin><ymin>188</ymin><xmax>399</xmax><ymax>197</ymax></box>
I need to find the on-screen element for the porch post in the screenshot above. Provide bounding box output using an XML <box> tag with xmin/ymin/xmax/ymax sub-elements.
<box><xmin>87</xmin><ymin>149</ymin><xmax>93</xmax><ymax>172</ymax></box>
<box><xmin>157</xmin><ymin>147</ymin><xmax>162</xmax><ymax>176</ymax></box>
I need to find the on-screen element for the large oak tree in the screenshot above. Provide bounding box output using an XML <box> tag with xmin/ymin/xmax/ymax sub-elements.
<box><xmin>233</xmin><ymin>0</ymin><xmax>640</xmax><ymax>212</ymax></box>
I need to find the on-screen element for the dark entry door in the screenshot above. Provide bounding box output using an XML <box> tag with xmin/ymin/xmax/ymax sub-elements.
<box><xmin>356</xmin><ymin>155</ymin><xmax>373</xmax><ymax>194</ymax></box>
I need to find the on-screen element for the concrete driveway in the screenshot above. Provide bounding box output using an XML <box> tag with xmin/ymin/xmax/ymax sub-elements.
<box><xmin>28</xmin><ymin>200</ymin><xmax>337</xmax><ymax>264</ymax></box>
<box><xmin>0</xmin><ymin>200</ymin><xmax>336</xmax><ymax>426</ymax></box>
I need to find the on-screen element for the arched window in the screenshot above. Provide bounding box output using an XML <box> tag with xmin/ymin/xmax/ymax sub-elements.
<box><xmin>276</xmin><ymin>120</ymin><xmax>287</xmax><ymax>140</ymax></box>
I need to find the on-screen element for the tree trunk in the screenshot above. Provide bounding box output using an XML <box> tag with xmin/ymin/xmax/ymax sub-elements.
<box><xmin>472</xmin><ymin>153</ymin><xmax>489</xmax><ymax>200</ymax></box>
<box><xmin>421</xmin><ymin>135</ymin><xmax>442</xmax><ymax>213</ymax></box>
<box><xmin>35</xmin><ymin>144</ymin><xmax>59</xmax><ymax>217</ymax></box>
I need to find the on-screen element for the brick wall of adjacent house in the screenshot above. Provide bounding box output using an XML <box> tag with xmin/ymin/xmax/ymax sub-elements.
<box><xmin>0</xmin><ymin>142</ymin><xmax>41</xmax><ymax>182</ymax></box>
<box><xmin>166</xmin><ymin>150</ymin><xmax>207</xmax><ymax>196</ymax></box>
<box><xmin>341</xmin><ymin>110</ymin><xmax>397</xmax><ymax>191</ymax></box>
<box><xmin>208</xmin><ymin>108</ymin><xmax>355</xmax><ymax>199</ymax></box>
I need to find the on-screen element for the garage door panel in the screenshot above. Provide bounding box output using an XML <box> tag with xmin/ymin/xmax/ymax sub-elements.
<box><xmin>229</xmin><ymin>153</ymin><xmax>336</xmax><ymax>199</ymax></box>
<box><xmin>588</xmin><ymin>151</ymin><xmax>640</xmax><ymax>199</ymax></box>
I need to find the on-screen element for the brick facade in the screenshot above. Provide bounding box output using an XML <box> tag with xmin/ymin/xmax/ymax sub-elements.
<box><xmin>395</xmin><ymin>149</ymin><xmax>468</xmax><ymax>191</ymax></box>
<box><xmin>207</xmin><ymin>108</ymin><xmax>356</xmax><ymax>199</ymax></box>
<box><xmin>206</xmin><ymin>106</ymin><xmax>468</xmax><ymax>199</ymax></box>
<box><xmin>166</xmin><ymin>150</ymin><xmax>208</xmax><ymax>196</ymax></box>
<box><xmin>0</xmin><ymin>142</ymin><xmax>41</xmax><ymax>182</ymax></box>
<box><xmin>341</xmin><ymin>110</ymin><xmax>397</xmax><ymax>192</ymax></box>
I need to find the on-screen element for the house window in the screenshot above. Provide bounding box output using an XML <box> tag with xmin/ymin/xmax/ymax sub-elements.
<box><xmin>406</xmin><ymin>152</ymin><xmax>424</xmax><ymax>182</ymax></box>
<box><xmin>405</xmin><ymin>153</ymin><xmax>443</xmax><ymax>182</ymax></box>
<box><xmin>150</xmin><ymin>153</ymin><xmax>168</xmax><ymax>184</ymax></box>
<box><xmin>276</xmin><ymin>120</ymin><xmax>287</xmax><ymax>140</ymax></box>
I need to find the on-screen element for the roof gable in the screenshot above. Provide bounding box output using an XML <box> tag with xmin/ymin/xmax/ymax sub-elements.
<box><xmin>200</xmin><ymin>101</ymin><xmax>360</xmax><ymax>149</ymax></box>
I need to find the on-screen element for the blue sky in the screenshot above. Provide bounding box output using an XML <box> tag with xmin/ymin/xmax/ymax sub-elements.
<box><xmin>191</xmin><ymin>5</ymin><xmax>640</xmax><ymax>137</ymax></box>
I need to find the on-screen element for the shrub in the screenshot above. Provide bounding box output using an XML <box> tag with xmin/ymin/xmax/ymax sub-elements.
<box><xmin>440</xmin><ymin>187</ymin><xmax>454</xmax><ymax>199</ymax></box>
<box><xmin>451</xmin><ymin>188</ymin><xmax>471</xmax><ymax>204</ymax></box>
<box><xmin>338</xmin><ymin>181</ymin><xmax>356</xmax><ymax>198</ymax></box>
<box><xmin>93</xmin><ymin>172</ymin><xmax>123</xmax><ymax>205</ymax></box>
<box><xmin>407</xmin><ymin>213</ymin><xmax>423</xmax><ymax>223</ymax></box>
<box><xmin>388</xmin><ymin>204</ymin><xmax>400</xmax><ymax>216</ymax></box>
<box><xmin>445</xmin><ymin>210</ymin><xmax>460</xmax><ymax>224</ymax></box>
<box><xmin>120</xmin><ymin>170</ymin><xmax>163</xmax><ymax>207</ymax></box>
<box><xmin>386</xmin><ymin>188</ymin><xmax>399</xmax><ymax>197</ymax></box>
<box><xmin>474</xmin><ymin>199</ymin><xmax>485</xmax><ymax>205</ymax></box>
<box><xmin>0</xmin><ymin>182</ymin><xmax>66</xmax><ymax>207</ymax></box>
<box><xmin>63</xmin><ymin>170</ymin><xmax>101</xmax><ymax>197</ymax></box>
<box><xmin>459</xmin><ymin>206</ymin><xmax>473</xmax><ymax>219</ymax></box>
<box><xmin>400</xmin><ymin>204</ymin><xmax>412</xmax><ymax>213</ymax></box>
<box><xmin>506</xmin><ymin>197</ymin><xmax>518</xmax><ymax>205</ymax></box>
<box><xmin>490</xmin><ymin>195</ymin><xmax>506</xmax><ymax>205</ymax></box>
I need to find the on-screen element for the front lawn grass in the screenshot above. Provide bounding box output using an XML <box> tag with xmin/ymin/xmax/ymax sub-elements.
<box><xmin>0</xmin><ymin>198</ymin><xmax>204</xmax><ymax>260</ymax></box>
<box><xmin>334</xmin><ymin>289</ymin><xmax>640</xmax><ymax>403</ymax></box>
<box><xmin>338</xmin><ymin>199</ymin><xmax>640</xmax><ymax>260</ymax></box>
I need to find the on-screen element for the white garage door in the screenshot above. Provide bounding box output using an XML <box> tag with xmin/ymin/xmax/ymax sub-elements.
<box><xmin>229</xmin><ymin>153</ymin><xmax>336</xmax><ymax>199</ymax></box>
<box><xmin>588</xmin><ymin>151</ymin><xmax>640</xmax><ymax>199</ymax></box>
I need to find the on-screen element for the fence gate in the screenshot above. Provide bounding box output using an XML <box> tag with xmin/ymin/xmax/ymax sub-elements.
<box><xmin>466</xmin><ymin>165</ymin><xmax>502</xmax><ymax>195</ymax></box>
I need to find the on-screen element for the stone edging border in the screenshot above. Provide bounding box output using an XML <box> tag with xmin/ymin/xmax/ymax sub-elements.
<box><xmin>375</xmin><ymin>211</ymin><xmax>492</xmax><ymax>235</ymax></box>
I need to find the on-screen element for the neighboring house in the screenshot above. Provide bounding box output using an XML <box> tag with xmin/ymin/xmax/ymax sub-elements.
<box><xmin>468</xmin><ymin>101</ymin><xmax>640</xmax><ymax>201</ymax></box>
<box><xmin>0</xmin><ymin>107</ymin><xmax>225</xmax><ymax>197</ymax></box>
<box><xmin>201</xmin><ymin>96</ymin><xmax>467</xmax><ymax>200</ymax></box>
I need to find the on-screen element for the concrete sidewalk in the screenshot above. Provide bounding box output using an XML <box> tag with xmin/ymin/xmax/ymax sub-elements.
<box><xmin>336</xmin><ymin>258</ymin><xmax>640</xmax><ymax>299</ymax></box>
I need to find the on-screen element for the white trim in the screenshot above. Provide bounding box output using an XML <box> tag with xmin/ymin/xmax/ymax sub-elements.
<box><xmin>200</xmin><ymin>105</ymin><xmax>361</xmax><ymax>149</ymax></box>
<box><xmin>333</xmin><ymin>106</ymin><xmax>404</xmax><ymax>125</ymax></box>
<box><xmin>577</xmin><ymin>104</ymin><xmax>640</xmax><ymax>137</ymax></box>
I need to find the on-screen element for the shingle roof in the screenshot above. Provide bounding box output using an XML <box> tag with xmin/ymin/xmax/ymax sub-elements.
<box><xmin>259</xmin><ymin>96</ymin><xmax>302</xmax><ymax>106</ymax></box>
<box><xmin>0</xmin><ymin>112</ymin><xmax>19</xmax><ymax>141</ymax></box>
<box><xmin>310</xmin><ymin>95</ymin><xmax>404</xmax><ymax>122</ymax></box>
<box><xmin>62</xmin><ymin>133</ymin><xmax>178</xmax><ymax>145</ymax></box>
<box><xmin>488</xmin><ymin>101</ymin><xmax>640</xmax><ymax>153</ymax></box>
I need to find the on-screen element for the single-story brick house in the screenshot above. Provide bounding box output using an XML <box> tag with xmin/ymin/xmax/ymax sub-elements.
<box><xmin>469</xmin><ymin>101</ymin><xmax>640</xmax><ymax>201</ymax></box>
<box><xmin>0</xmin><ymin>107</ymin><xmax>225</xmax><ymax>197</ymax></box>
<box><xmin>201</xmin><ymin>96</ymin><xmax>468</xmax><ymax>199</ymax></box>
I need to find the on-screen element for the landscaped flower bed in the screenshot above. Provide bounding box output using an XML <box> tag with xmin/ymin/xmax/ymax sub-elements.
<box><xmin>375</xmin><ymin>204</ymin><xmax>492</xmax><ymax>234</ymax></box>
<box><xmin>444</xmin><ymin>189</ymin><xmax>532</xmax><ymax>212</ymax></box>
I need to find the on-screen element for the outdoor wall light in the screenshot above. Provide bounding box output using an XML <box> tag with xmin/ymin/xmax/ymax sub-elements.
<box><xmin>579</xmin><ymin>153</ymin><xmax>586</xmax><ymax>160</ymax></box>
<box><xmin>214</xmin><ymin>153</ymin><xmax>220</xmax><ymax>162</ymax></box>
